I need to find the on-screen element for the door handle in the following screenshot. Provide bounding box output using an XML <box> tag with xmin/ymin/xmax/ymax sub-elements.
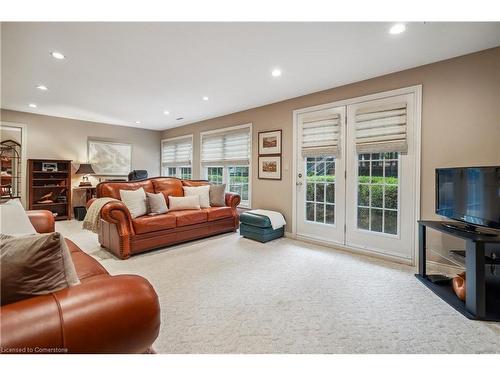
<box><xmin>296</xmin><ymin>182</ymin><xmax>303</xmax><ymax>186</ymax></box>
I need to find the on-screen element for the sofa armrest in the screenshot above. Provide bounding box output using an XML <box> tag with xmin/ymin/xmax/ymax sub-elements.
<box><xmin>0</xmin><ymin>275</ymin><xmax>160</xmax><ymax>353</ymax></box>
<box><xmin>99</xmin><ymin>201</ymin><xmax>135</xmax><ymax>259</ymax></box>
<box><xmin>100</xmin><ymin>201</ymin><xmax>135</xmax><ymax>235</ymax></box>
<box><xmin>225</xmin><ymin>192</ymin><xmax>241</xmax><ymax>209</ymax></box>
<box><xmin>26</xmin><ymin>210</ymin><xmax>55</xmax><ymax>233</ymax></box>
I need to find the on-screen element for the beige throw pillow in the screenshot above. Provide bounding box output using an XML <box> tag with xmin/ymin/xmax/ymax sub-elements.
<box><xmin>209</xmin><ymin>184</ymin><xmax>226</xmax><ymax>207</ymax></box>
<box><xmin>183</xmin><ymin>185</ymin><xmax>211</xmax><ymax>208</ymax></box>
<box><xmin>1</xmin><ymin>232</ymin><xmax>80</xmax><ymax>305</ymax></box>
<box><xmin>120</xmin><ymin>187</ymin><xmax>148</xmax><ymax>218</ymax></box>
<box><xmin>146</xmin><ymin>192</ymin><xmax>168</xmax><ymax>215</ymax></box>
<box><xmin>0</xmin><ymin>199</ymin><xmax>37</xmax><ymax>236</ymax></box>
<box><xmin>168</xmin><ymin>195</ymin><xmax>201</xmax><ymax>211</ymax></box>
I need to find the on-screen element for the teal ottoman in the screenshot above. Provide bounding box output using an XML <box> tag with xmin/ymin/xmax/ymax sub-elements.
<box><xmin>239</xmin><ymin>211</ymin><xmax>284</xmax><ymax>243</ymax></box>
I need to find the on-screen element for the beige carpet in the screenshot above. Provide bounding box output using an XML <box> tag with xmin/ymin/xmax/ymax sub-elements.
<box><xmin>57</xmin><ymin>220</ymin><xmax>500</xmax><ymax>354</ymax></box>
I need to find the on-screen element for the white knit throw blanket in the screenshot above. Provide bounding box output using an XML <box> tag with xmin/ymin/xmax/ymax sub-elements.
<box><xmin>247</xmin><ymin>209</ymin><xmax>286</xmax><ymax>230</ymax></box>
<box><xmin>82</xmin><ymin>197</ymin><xmax>119</xmax><ymax>233</ymax></box>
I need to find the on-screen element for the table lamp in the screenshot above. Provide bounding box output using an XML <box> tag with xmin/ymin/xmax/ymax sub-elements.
<box><xmin>75</xmin><ymin>163</ymin><xmax>95</xmax><ymax>187</ymax></box>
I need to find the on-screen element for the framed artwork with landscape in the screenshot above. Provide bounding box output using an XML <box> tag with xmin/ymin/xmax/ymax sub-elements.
<box><xmin>258</xmin><ymin>130</ymin><xmax>282</xmax><ymax>155</ymax></box>
<box><xmin>88</xmin><ymin>139</ymin><xmax>132</xmax><ymax>176</ymax></box>
<box><xmin>258</xmin><ymin>155</ymin><xmax>282</xmax><ymax>180</ymax></box>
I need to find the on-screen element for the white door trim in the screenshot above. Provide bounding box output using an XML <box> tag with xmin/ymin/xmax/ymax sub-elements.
<box><xmin>292</xmin><ymin>85</ymin><xmax>422</xmax><ymax>266</ymax></box>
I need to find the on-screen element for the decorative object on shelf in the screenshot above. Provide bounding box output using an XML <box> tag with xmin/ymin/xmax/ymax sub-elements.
<box><xmin>452</xmin><ymin>272</ymin><xmax>466</xmax><ymax>301</ymax></box>
<box><xmin>258</xmin><ymin>155</ymin><xmax>282</xmax><ymax>180</ymax></box>
<box><xmin>258</xmin><ymin>130</ymin><xmax>282</xmax><ymax>155</ymax></box>
<box><xmin>28</xmin><ymin>159</ymin><xmax>72</xmax><ymax>220</ymax></box>
<box><xmin>42</xmin><ymin>162</ymin><xmax>58</xmax><ymax>172</ymax></box>
<box><xmin>88</xmin><ymin>139</ymin><xmax>131</xmax><ymax>176</ymax></box>
<box><xmin>36</xmin><ymin>191</ymin><xmax>54</xmax><ymax>204</ymax></box>
<box><xmin>75</xmin><ymin>163</ymin><xmax>95</xmax><ymax>186</ymax></box>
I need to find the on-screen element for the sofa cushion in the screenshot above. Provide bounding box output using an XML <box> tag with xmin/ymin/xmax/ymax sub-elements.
<box><xmin>146</xmin><ymin>192</ymin><xmax>168</xmax><ymax>214</ymax></box>
<box><xmin>0</xmin><ymin>199</ymin><xmax>37</xmax><ymax>236</ymax></box>
<box><xmin>152</xmin><ymin>178</ymin><xmax>184</xmax><ymax>204</ymax></box>
<box><xmin>120</xmin><ymin>188</ymin><xmax>148</xmax><ymax>219</ymax></box>
<box><xmin>204</xmin><ymin>207</ymin><xmax>233</xmax><ymax>221</ymax></box>
<box><xmin>98</xmin><ymin>180</ymin><xmax>154</xmax><ymax>200</ymax></box>
<box><xmin>183</xmin><ymin>185</ymin><xmax>211</xmax><ymax>208</ymax></box>
<box><xmin>168</xmin><ymin>195</ymin><xmax>201</xmax><ymax>211</ymax></box>
<box><xmin>182</xmin><ymin>180</ymin><xmax>209</xmax><ymax>187</ymax></box>
<box><xmin>1</xmin><ymin>233</ymin><xmax>80</xmax><ymax>305</ymax></box>
<box><xmin>169</xmin><ymin>210</ymin><xmax>208</xmax><ymax>227</ymax></box>
<box><xmin>66</xmin><ymin>239</ymin><xmax>108</xmax><ymax>281</ymax></box>
<box><xmin>132</xmin><ymin>214</ymin><xmax>177</xmax><ymax>234</ymax></box>
<box><xmin>209</xmin><ymin>184</ymin><xmax>226</xmax><ymax>207</ymax></box>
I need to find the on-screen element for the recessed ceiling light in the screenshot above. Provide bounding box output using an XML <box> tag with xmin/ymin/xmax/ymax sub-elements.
<box><xmin>135</xmin><ymin>121</ymin><xmax>141</xmax><ymax>124</ymax></box>
<box><xmin>389</xmin><ymin>23</ymin><xmax>407</xmax><ymax>35</ymax></box>
<box><xmin>36</xmin><ymin>85</ymin><xmax>48</xmax><ymax>91</ymax></box>
<box><xmin>271</xmin><ymin>68</ymin><xmax>282</xmax><ymax>77</ymax></box>
<box><xmin>163</xmin><ymin>110</ymin><xmax>170</xmax><ymax>115</ymax></box>
<box><xmin>202</xmin><ymin>96</ymin><xmax>209</xmax><ymax>101</ymax></box>
<box><xmin>51</xmin><ymin>51</ymin><xmax>65</xmax><ymax>60</ymax></box>
<box><xmin>28</xmin><ymin>103</ymin><xmax>37</xmax><ymax>108</ymax></box>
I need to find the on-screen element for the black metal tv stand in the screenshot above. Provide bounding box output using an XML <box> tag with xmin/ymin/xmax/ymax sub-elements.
<box><xmin>416</xmin><ymin>220</ymin><xmax>500</xmax><ymax>321</ymax></box>
<box><xmin>441</xmin><ymin>222</ymin><xmax>497</xmax><ymax>237</ymax></box>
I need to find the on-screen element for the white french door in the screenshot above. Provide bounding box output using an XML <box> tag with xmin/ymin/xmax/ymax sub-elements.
<box><xmin>296</xmin><ymin>106</ymin><xmax>346</xmax><ymax>245</ymax></box>
<box><xmin>345</xmin><ymin>94</ymin><xmax>416</xmax><ymax>260</ymax></box>
<box><xmin>294</xmin><ymin>88</ymin><xmax>420</xmax><ymax>263</ymax></box>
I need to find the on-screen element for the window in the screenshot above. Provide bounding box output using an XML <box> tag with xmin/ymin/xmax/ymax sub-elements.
<box><xmin>161</xmin><ymin>135</ymin><xmax>193</xmax><ymax>179</ymax></box>
<box><xmin>164</xmin><ymin>166</ymin><xmax>192</xmax><ymax>179</ymax></box>
<box><xmin>207</xmin><ymin>167</ymin><xmax>223</xmax><ymax>184</ymax></box>
<box><xmin>357</xmin><ymin>152</ymin><xmax>399</xmax><ymax>235</ymax></box>
<box><xmin>305</xmin><ymin>156</ymin><xmax>336</xmax><ymax>224</ymax></box>
<box><xmin>201</xmin><ymin>125</ymin><xmax>251</xmax><ymax>207</ymax></box>
<box><xmin>229</xmin><ymin>166</ymin><xmax>249</xmax><ymax>203</ymax></box>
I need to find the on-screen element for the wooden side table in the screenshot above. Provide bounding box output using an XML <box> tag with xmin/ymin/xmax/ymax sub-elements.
<box><xmin>72</xmin><ymin>186</ymin><xmax>97</xmax><ymax>206</ymax></box>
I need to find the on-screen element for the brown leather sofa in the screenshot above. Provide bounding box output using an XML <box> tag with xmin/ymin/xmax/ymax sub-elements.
<box><xmin>0</xmin><ymin>210</ymin><xmax>161</xmax><ymax>354</ymax></box>
<box><xmin>90</xmin><ymin>177</ymin><xmax>241</xmax><ymax>259</ymax></box>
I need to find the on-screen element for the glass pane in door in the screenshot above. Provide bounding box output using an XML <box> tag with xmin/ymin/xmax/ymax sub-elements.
<box><xmin>357</xmin><ymin>153</ymin><xmax>399</xmax><ymax>235</ymax></box>
<box><xmin>305</xmin><ymin>156</ymin><xmax>336</xmax><ymax>225</ymax></box>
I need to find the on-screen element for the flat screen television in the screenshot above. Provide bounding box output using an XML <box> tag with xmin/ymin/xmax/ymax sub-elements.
<box><xmin>435</xmin><ymin>166</ymin><xmax>500</xmax><ymax>230</ymax></box>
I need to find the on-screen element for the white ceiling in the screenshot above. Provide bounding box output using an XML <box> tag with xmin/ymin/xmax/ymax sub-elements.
<box><xmin>2</xmin><ymin>22</ymin><xmax>499</xmax><ymax>131</ymax></box>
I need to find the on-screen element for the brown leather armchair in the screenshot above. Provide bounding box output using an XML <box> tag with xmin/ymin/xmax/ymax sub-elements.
<box><xmin>90</xmin><ymin>177</ymin><xmax>241</xmax><ymax>259</ymax></box>
<box><xmin>0</xmin><ymin>210</ymin><xmax>161</xmax><ymax>354</ymax></box>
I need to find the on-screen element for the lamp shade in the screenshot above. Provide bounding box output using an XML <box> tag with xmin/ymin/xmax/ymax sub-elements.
<box><xmin>75</xmin><ymin>163</ymin><xmax>95</xmax><ymax>175</ymax></box>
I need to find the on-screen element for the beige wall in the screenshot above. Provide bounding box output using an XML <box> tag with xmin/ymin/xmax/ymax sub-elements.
<box><xmin>163</xmin><ymin>47</ymin><xmax>500</xmax><ymax>263</ymax></box>
<box><xmin>0</xmin><ymin>110</ymin><xmax>161</xmax><ymax>205</ymax></box>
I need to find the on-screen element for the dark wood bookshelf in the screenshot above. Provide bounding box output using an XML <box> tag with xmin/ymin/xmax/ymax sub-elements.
<box><xmin>28</xmin><ymin>159</ymin><xmax>72</xmax><ymax>221</ymax></box>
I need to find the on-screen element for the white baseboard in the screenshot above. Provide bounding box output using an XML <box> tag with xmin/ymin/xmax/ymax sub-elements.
<box><xmin>284</xmin><ymin>231</ymin><xmax>465</xmax><ymax>274</ymax></box>
<box><xmin>284</xmin><ymin>231</ymin><xmax>413</xmax><ymax>266</ymax></box>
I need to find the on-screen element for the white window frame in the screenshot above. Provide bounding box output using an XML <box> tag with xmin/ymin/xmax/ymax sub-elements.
<box><xmin>161</xmin><ymin>134</ymin><xmax>193</xmax><ymax>179</ymax></box>
<box><xmin>200</xmin><ymin>123</ymin><xmax>252</xmax><ymax>208</ymax></box>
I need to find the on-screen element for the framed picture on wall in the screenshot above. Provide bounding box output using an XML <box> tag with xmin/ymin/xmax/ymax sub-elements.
<box><xmin>258</xmin><ymin>155</ymin><xmax>282</xmax><ymax>180</ymax></box>
<box><xmin>88</xmin><ymin>139</ymin><xmax>132</xmax><ymax>176</ymax></box>
<box><xmin>258</xmin><ymin>130</ymin><xmax>282</xmax><ymax>155</ymax></box>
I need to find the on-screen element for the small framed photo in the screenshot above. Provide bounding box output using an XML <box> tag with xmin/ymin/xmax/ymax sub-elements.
<box><xmin>258</xmin><ymin>155</ymin><xmax>282</xmax><ymax>180</ymax></box>
<box><xmin>42</xmin><ymin>162</ymin><xmax>58</xmax><ymax>172</ymax></box>
<box><xmin>258</xmin><ymin>130</ymin><xmax>282</xmax><ymax>155</ymax></box>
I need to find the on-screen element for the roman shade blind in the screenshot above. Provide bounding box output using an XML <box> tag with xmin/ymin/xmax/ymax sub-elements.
<box><xmin>161</xmin><ymin>136</ymin><xmax>192</xmax><ymax>167</ymax></box>
<box><xmin>354</xmin><ymin>102</ymin><xmax>408</xmax><ymax>153</ymax></box>
<box><xmin>201</xmin><ymin>127</ymin><xmax>251</xmax><ymax>166</ymax></box>
<box><xmin>300</xmin><ymin>110</ymin><xmax>341</xmax><ymax>157</ymax></box>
